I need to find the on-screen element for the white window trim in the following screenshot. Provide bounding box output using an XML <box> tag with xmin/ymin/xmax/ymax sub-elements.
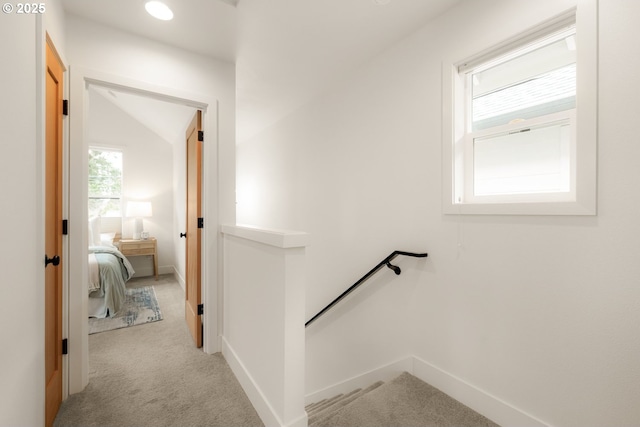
<box><xmin>442</xmin><ymin>3</ymin><xmax>597</xmax><ymax>216</ymax></box>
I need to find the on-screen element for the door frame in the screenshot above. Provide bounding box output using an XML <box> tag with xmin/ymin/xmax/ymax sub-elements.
<box><xmin>68</xmin><ymin>67</ymin><xmax>221</xmax><ymax>393</ymax></box>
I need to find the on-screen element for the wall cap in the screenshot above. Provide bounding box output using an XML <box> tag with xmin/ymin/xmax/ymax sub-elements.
<box><xmin>221</xmin><ymin>224</ymin><xmax>309</xmax><ymax>248</ymax></box>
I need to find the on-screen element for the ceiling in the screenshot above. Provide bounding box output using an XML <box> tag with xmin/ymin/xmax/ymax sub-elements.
<box><xmin>62</xmin><ymin>0</ymin><xmax>463</xmax><ymax>143</ymax></box>
<box><xmin>62</xmin><ymin>0</ymin><xmax>237</xmax><ymax>62</ymax></box>
<box><xmin>234</xmin><ymin>0</ymin><xmax>462</xmax><ymax>142</ymax></box>
<box><xmin>88</xmin><ymin>85</ymin><xmax>196</xmax><ymax>145</ymax></box>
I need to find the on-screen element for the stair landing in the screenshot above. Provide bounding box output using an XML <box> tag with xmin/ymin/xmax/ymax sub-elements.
<box><xmin>306</xmin><ymin>372</ymin><xmax>499</xmax><ymax>427</ymax></box>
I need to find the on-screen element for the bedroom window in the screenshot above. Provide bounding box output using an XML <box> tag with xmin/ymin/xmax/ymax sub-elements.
<box><xmin>442</xmin><ymin>6</ymin><xmax>597</xmax><ymax>215</ymax></box>
<box><xmin>88</xmin><ymin>148</ymin><xmax>123</xmax><ymax>217</ymax></box>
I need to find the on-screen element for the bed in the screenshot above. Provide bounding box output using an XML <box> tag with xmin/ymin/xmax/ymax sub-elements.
<box><xmin>88</xmin><ymin>217</ymin><xmax>135</xmax><ymax>318</ymax></box>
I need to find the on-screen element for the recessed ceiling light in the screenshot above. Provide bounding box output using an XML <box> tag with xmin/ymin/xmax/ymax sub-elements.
<box><xmin>145</xmin><ymin>1</ymin><xmax>173</xmax><ymax>21</ymax></box>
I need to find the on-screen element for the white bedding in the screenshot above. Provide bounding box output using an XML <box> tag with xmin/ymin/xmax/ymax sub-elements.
<box><xmin>88</xmin><ymin>253</ymin><xmax>100</xmax><ymax>293</ymax></box>
<box><xmin>87</xmin><ymin>216</ymin><xmax>133</xmax><ymax>318</ymax></box>
<box><xmin>88</xmin><ymin>246</ymin><xmax>135</xmax><ymax>318</ymax></box>
<box><xmin>88</xmin><ymin>294</ymin><xmax>108</xmax><ymax>319</ymax></box>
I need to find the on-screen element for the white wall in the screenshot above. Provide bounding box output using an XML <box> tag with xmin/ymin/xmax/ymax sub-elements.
<box><xmin>0</xmin><ymin>0</ymin><xmax>69</xmax><ymax>421</ymax></box>
<box><xmin>0</xmin><ymin>14</ymin><xmax>43</xmax><ymax>427</ymax></box>
<box><xmin>88</xmin><ymin>89</ymin><xmax>176</xmax><ymax>277</ymax></box>
<box><xmin>44</xmin><ymin>0</ymin><xmax>66</xmax><ymax>52</ymax></box>
<box><xmin>173</xmin><ymin>129</ymin><xmax>187</xmax><ymax>287</ymax></box>
<box><xmin>237</xmin><ymin>0</ymin><xmax>640</xmax><ymax>425</ymax></box>
<box><xmin>222</xmin><ymin>225</ymin><xmax>308</xmax><ymax>427</ymax></box>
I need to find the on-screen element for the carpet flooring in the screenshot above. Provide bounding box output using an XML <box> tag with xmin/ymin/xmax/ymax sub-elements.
<box><xmin>54</xmin><ymin>275</ymin><xmax>264</xmax><ymax>427</ymax></box>
<box><xmin>307</xmin><ymin>372</ymin><xmax>500</xmax><ymax>427</ymax></box>
<box><xmin>58</xmin><ymin>275</ymin><xmax>498</xmax><ymax>427</ymax></box>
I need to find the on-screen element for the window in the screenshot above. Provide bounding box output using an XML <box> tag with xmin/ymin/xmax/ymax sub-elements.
<box><xmin>442</xmin><ymin>6</ymin><xmax>597</xmax><ymax>215</ymax></box>
<box><xmin>88</xmin><ymin>148</ymin><xmax>123</xmax><ymax>217</ymax></box>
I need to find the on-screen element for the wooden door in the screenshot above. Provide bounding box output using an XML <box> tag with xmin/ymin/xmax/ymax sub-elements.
<box><xmin>45</xmin><ymin>35</ymin><xmax>64</xmax><ymax>427</ymax></box>
<box><xmin>185</xmin><ymin>110</ymin><xmax>203</xmax><ymax>347</ymax></box>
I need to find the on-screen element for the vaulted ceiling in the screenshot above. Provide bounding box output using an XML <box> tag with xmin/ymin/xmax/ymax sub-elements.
<box><xmin>88</xmin><ymin>85</ymin><xmax>196</xmax><ymax>145</ymax></box>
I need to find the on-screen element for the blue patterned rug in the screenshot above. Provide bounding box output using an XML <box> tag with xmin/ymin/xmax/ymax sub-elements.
<box><xmin>89</xmin><ymin>286</ymin><xmax>163</xmax><ymax>334</ymax></box>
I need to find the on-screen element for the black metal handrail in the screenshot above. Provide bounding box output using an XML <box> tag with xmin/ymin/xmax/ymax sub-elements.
<box><xmin>305</xmin><ymin>251</ymin><xmax>428</xmax><ymax>327</ymax></box>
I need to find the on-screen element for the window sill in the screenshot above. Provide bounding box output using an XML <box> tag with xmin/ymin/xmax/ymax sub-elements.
<box><xmin>442</xmin><ymin>199</ymin><xmax>596</xmax><ymax>216</ymax></box>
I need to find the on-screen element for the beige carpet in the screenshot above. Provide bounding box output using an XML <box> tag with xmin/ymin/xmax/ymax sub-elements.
<box><xmin>57</xmin><ymin>275</ymin><xmax>497</xmax><ymax>427</ymax></box>
<box><xmin>54</xmin><ymin>275</ymin><xmax>264</xmax><ymax>427</ymax></box>
<box><xmin>307</xmin><ymin>372</ymin><xmax>500</xmax><ymax>427</ymax></box>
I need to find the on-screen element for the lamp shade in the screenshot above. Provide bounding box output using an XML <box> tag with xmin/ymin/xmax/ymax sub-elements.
<box><xmin>126</xmin><ymin>201</ymin><xmax>152</xmax><ymax>217</ymax></box>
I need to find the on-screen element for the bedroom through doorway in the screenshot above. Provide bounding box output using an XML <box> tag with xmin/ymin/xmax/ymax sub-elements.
<box><xmin>67</xmin><ymin>67</ymin><xmax>221</xmax><ymax>396</ymax></box>
<box><xmin>85</xmin><ymin>83</ymin><xmax>199</xmax><ymax>350</ymax></box>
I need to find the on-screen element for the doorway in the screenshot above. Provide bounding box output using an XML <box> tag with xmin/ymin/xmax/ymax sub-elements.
<box><xmin>85</xmin><ymin>84</ymin><xmax>201</xmax><ymax>342</ymax></box>
<box><xmin>67</xmin><ymin>69</ymin><xmax>221</xmax><ymax>394</ymax></box>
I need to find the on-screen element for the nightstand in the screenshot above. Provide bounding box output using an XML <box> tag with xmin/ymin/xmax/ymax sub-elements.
<box><xmin>118</xmin><ymin>238</ymin><xmax>158</xmax><ymax>280</ymax></box>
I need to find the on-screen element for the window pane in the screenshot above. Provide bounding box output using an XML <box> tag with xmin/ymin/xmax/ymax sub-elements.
<box><xmin>88</xmin><ymin>149</ymin><xmax>122</xmax><ymax>216</ymax></box>
<box><xmin>88</xmin><ymin>175</ymin><xmax>121</xmax><ymax>197</ymax></box>
<box><xmin>471</xmin><ymin>34</ymin><xmax>576</xmax><ymax>131</ymax></box>
<box><xmin>89</xmin><ymin>198</ymin><xmax>121</xmax><ymax>218</ymax></box>
<box><xmin>473</xmin><ymin>121</ymin><xmax>570</xmax><ymax>196</ymax></box>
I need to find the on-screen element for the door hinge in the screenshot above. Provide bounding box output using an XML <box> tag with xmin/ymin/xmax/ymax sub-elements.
<box><xmin>62</xmin><ymin>219</ymin><xmax>68</xmax><ymax>235</ymax></box>
<box><xmin>198</xmin><ymin>130</ymin><xmax>204</xmax><ymax>142</ymax></box>
<box><xmin>197</xmin><ymin>304</ymin><xmax>204</xmax><ymax>315</ymax></box>
<box><xmin>197</xmin><ymin>217</ymin><xmax>204</xmax><ymax>229</ymax></box>
<box><xmin>62</xmin><ymin>338</ymin><xmax>68</xmax><ymax>355</ymax></box>
<box><xmin>62</xmin><ymin>99</ymin><xmax>69</xmax><ymax>116</ymax></box>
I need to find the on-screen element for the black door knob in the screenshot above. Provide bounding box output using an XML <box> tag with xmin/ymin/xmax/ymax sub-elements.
<box><xmin>45</xmin><ymin>255</ymin><xmax>60</xmax><ymax>267</ymax></box>
<box><xmin>180</xmin><ymin>232</ymin><xmax>186</xmax><ymax>238</ymax></box>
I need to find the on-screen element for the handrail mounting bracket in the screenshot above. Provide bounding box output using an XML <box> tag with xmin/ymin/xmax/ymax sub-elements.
<box><xmin>385</xmin><ymin>262</ymin><xmax>401</xmax><ymax>275</ymax></box>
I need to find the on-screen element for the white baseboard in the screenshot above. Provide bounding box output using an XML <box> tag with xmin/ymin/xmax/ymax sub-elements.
<box><xmin>131</xmin><ymin>267</ymin><xmax>154</xmax><ymax>278</ymax></box>
<box><xmin>222</xmin><ymin>337</ymin><xmax>307</xmax><ymax>427</ymax></box>
<box><xmin>130</xmin><ymin>265</ymin><xmax>174</xmax><ymax>279</ymax></box>
<box><xmin>159</xmin><ymin>265</ymin><xmax>173</xmax><ymax>276</ymax></box>
<box><xmin>172</xmin><ymin>266</ymin><xmax>185</xmax><ymax>291</ymax></box>
<box><xmin>305</xmin><ymin>357</ymin><xmax>413</xmax><ymax>404</ymax></box>
<box><xmin>304</xmin><ymin>355</ymin><xmax>549</xmax><ymax>427</ymax></box>
<box><xmin>410</xmin><ymin>356</ymin><xmax>549</xmax><ymax>427</ymax></box>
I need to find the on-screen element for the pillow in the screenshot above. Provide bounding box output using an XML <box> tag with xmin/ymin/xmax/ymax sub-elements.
<box><xmin>89</xmin><ymin>216</ymin><xmax>101</xmax><ymax>246</ymax></box>
<box><xmin>100</xmin><ymin>232</ymin><xmax>116</xmax><ymax>247</ymax></box>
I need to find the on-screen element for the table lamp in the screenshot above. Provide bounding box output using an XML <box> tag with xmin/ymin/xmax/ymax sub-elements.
<box><xmin>126</xmin><ymin>201</ymin><xmax>152</xmax><ymax>239</ymax></box>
